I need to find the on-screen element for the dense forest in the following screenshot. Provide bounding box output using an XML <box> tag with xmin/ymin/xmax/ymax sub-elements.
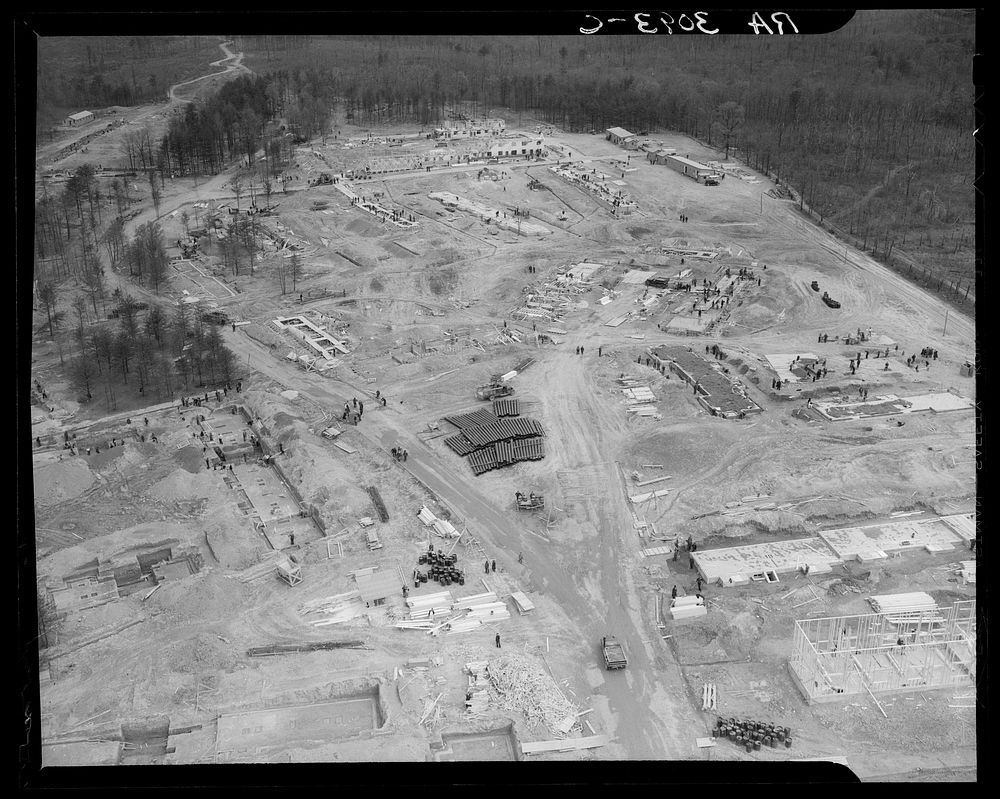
<box><xmin>36</xmin><ymin>36</ymin><xmax>222</xmax><ymax>122</ymax></box>
<box><xmin>228</xmin><ymin>11</ymin><xmax>973</xmax><ymax>281</ymax></box>
<box><xmin>33</xmin><ymin>160</ymin><xmax>238</xmax><ymax>410</ymax></box>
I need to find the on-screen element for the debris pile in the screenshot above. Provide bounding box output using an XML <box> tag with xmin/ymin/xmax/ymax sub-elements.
<box><xmin>487</xmin><ymin>652</ymin><xmax>579</xmax><ymax>735</ymax></box>
<box><xmin>298</xmin><ymin>590</ymin><xmax>367</xmax><ymax>626</ymax></box>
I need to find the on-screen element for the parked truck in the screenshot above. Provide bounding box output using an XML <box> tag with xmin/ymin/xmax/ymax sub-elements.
<box><xmin>475</xmin><ymin>375</ymin><xmax>515</xmax><ymax>401</ymax></box>
<box><xmin>601</xmin><ymin>636</ymin><xmax>627</xmax><ymax>670</ymax></box>
<box><xmin>821</xmin><ymin>291</ymin><xmax>841</xmax><ymax>309</ymax></box>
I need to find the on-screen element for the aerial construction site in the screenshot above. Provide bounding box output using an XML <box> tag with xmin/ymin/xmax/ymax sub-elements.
<box><xmin>26</xmin><ymin>28</ymin><xmax>977</xmax><ymax>781</ymax></box>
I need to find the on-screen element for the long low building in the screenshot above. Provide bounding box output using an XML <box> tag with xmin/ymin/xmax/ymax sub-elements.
<box><xmin>650</xmin><ymin>345</ymin><xmax>761</xmax><ymax>418</ymax></box>
<box><xmin>662</xmin><ymin>154</ymin><xmax>716</xmax><ymax>183</ymax></box>
<box><xmin>65</xmin><ymin>110</ymin><xmax>94</xmax><ymax>127</ymax></box>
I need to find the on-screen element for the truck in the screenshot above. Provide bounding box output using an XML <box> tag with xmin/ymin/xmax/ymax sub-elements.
<box><xmin>821</xmin><ymin>291</ymin><xmax>841</xmax><ymax>309</ymax></box>
<box><xmin>810</xmin><ymin>280</ymin><xmax>820</xmax><ymax>292</ymax></box>
<box><xmin>515</xmin><ymin>491</ymin><xmax>544</xmax><ymax>511</ymax></box>
<box><xmin>475</xmin><ymin>375</ymin><xmax>514</xmax><ymax>401</ymax></box>
<box><xmin>601</xmin><ymin>636</ymin><xmax>627</xmax><ymax>670</ymax></box>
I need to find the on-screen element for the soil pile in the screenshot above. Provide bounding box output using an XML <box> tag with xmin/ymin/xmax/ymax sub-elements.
<box><xmin>33</xmin><ymin>459</ymin><xmax>95</xmax><ymax>507</ymax></box>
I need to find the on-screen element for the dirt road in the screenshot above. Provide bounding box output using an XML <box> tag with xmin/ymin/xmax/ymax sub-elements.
<box><xmin>219</xmin><ymin>324</ymin><xmax>701</xmax><ymax>758</ymax></box>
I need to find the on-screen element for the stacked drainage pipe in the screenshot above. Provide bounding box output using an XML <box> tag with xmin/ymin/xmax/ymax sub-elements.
<box><xmin>712</xmin><ymin>717</ymin><xmax>792</xmax><ymax>752</ymax></box>
<box><xmin>415</xmin><ymin>549</ymin><xmax>465</xmax><ymax>587</ymax></box>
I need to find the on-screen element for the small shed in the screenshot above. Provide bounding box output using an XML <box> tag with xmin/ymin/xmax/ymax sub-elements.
<box><xmin>355</xmin><ymin>568</ymin><xmax>404</xmax><ymax>607</ymax></box>
<box><xmin>66</xmin><ymin>110</ymin><xmax>94</xmax><ymax>127</ymax></box>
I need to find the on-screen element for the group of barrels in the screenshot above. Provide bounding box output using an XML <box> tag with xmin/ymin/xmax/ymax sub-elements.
<box><xmin>714</xmin><ymin>718</ymin><xmax>792</xmax><ymax>752</ymax></box>
<box><xmin>416</xmin><ymin>550</ymin><xmax>465</xmax><ymax>586</ymax></box>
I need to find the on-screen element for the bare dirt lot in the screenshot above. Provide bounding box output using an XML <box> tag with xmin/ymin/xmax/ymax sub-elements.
<box><xmin>33</xmin><ymin>108</ymin><xmax>975</xmax><ymax>776</ymax></box>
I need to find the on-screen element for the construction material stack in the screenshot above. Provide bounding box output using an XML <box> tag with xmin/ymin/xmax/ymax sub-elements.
<box><xmin>416</xmin><ymin>547</ymin><xmax>465</xmax><ymax>586</ymax></box>
<box><xmin>670</xmin><ymin>595</ymin><xmax>707</xmax><ymax>620</ymax></box>
<box><xmin>713</xmin><ymin>717</ymin><xmax>793</xmax><ymax>752</ymax></box>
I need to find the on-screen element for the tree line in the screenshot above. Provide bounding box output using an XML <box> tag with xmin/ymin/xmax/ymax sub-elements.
<box><xmin>229</xmin><ymin>11</ymin><xmax>972</xmax><ymax>279</ymax></box>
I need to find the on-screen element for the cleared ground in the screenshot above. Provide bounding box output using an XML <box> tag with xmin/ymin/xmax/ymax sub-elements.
<box><xmin>32</xmin><ymin>100</ymin><xmax>976</xmax><ymax>776</ymax></box>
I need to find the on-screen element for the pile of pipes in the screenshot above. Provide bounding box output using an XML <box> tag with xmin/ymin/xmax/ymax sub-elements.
<box><xmin>298</xmin><ymin>590</ymin><xmax>367</xmax><ymax>627</ymax></box>
<box><xmin>465</xmin><ymin>661</ymin><xmax>491</xmax><ymax>714</ymax></box>
<box><xmin>713</xmin><ymin>717</ymin><xmax>793</xmax><ymax>752</ymax></box>
<box><xmin>487</xmin><ymin>652</ymin><xmax>579</xmax><ymax>735</ymax></box>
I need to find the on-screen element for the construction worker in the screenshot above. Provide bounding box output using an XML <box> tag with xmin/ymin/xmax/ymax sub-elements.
<box><xmin>696</xmin><ymin>577</ymin><xmax>704</xmax><ymax>592</ymax></box>
<box><xmin>491</xmin><ymin>560</ymin><xmax>497</xmax><ymax>573</ymax></box>
<box><xmin>671</xmin><ymin>585</ymin><xmax>678</xmax><ymax>600</ymax></box>
<box><xmin>518</xmin><ymin>551</ymin><xmax>524</xmax><ymax>564</ymax></box>
<box><xmin>495</xmin><ymin>633</ymin><xmax>501</xmax><ymax>649</ymax></box>
<box><xmin>484</xmin><ymin>560</ymin><xmax>490</xmax><ymax>574</ymax></box>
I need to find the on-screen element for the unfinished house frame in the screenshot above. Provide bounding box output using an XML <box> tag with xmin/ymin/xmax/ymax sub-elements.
<box><xmin>788</xmin><ymin>601</ymin><xmax>976</xmax><ymax>704</ymax></box>
<box><xmin>273</xmin><ymin>316</ymin><xmax>350</xmax><ymax>359</ymax></box>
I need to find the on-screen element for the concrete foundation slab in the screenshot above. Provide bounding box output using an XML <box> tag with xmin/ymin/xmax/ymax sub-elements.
<box><xmin>692</xmin><ymin>538</ymin><xmax>840</xmax><ymax>585</ymax></box>
<box><xmin>215</xmin><ymin>696</ymin><xmax>380</xmax><ymax>761</ymax></box>
<box><xmin>818</xmin><ymin>518</ymin><xmax>962</xmax><ymax>560</ymax></box>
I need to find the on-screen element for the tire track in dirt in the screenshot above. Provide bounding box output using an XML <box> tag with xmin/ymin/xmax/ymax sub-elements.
<box><xmin>533</xmin><ymin>353</ymin><xmax>700</xmax><ymax>758</ymax></box>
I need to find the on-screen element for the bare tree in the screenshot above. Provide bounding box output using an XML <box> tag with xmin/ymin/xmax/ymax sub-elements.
<box><xmin>230</xmin><ymin>174</ymin><xmax>244</xmax><ymax>210</ymax></box>
<box><xmin>712</xmin><ymin>102</ymin><xmax>745</xmax><ymax>159</ymax></box>
<box><xmin>37</xmin><ymin>282</ymin><xmax>58</xmax><ymax>337</ymax></box>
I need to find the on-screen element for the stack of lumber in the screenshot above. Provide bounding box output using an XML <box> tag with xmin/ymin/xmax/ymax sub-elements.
<box><xmin>452</xmin><ymin>591</ymin><xmax>498</xmax><ymax>609</ymax></box>
<box><xmin>868</xmin><ymin>592</ymin><xmax>939</xmax><ymax>620</ymax></box>
<box><xmin>405</xmin><ymin>590</ymin><xmax>454</xmax><ymax>619</ymax></box>
<box><xmin>670</xmin><ymin>595</ymin><xmax>707</xmax><ymax>620</ymax></box>
<box><xmin>417</xmin><ymin>506</ymin><xmax>437</xmax><ymax>526</ymax></box>
<box><xmin>366</xmin><ymin>528</ymin><xmax>382</xmax><ymax>550</ymax></box>
<box><xmin>366</xmin><ymin>486</ymin><xmax>390</xmax><ymax>522</ymax></box>
<box><xmin>446</xmin><ymin>617</ymin><xmax>484</xmax><ymax>634</ymax></box>
<box><xmin>510</xmin><ymin>591</ymin><xmax>535</xmax><ymax>614</ymax></box>
<box><xmin>432</xmin><ymin>519</ymin><xmax>460</xmax><ymax>539</ymax></box>
<box><xmin>488</xmin><ymin>652</ymin><xmax>578</xmax><ymax>735</ymax></box>
<box><xmin>629</xmin><ymin>488</ymin><xmax>671</xmax><ymax>504</ymax></box>
<box><xmin>959</xmin><ymin>560</ymin><xmax>976</xmax><ymax>585</ymax></box>
<box><xmin>701</xmin><ymin>683</ymin><xmax>717</xmax><ymax>710</ymax></box>
<box><xmin>298</xmin><ymin>591</ymin><xmax>366</xmax><ymax>626</ymax></box>
<box><xmin>622</xmin><ymin>386</ymin><xmax>657</xmax><ymax>403</ymax></box>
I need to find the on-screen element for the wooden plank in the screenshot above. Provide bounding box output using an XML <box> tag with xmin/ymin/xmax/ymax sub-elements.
<box><xmin>334</xmin><ymin>440</ymin><xmax>358</xmax><ymax>454</ymax></box>
<box><xmin>635</xmin><ymin>475</ymin><xmax>673</xmax><ymax>487</ymax></box>
<box><xmin>521</xmin><ymin>734</ymin><xmax>610</xmax><ymax>754</ymax></box>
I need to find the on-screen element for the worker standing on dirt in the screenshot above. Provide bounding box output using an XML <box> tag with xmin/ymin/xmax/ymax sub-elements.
<box><xmin>484</xmin><ymin>560</ymin><xmax>490</xmax><ymax>574</ymax></box>
<box><xmin>697</xmin><ymin>577</ymin><xmax>704</xmax><ymax>592</ymax></box>
<box><xmin>495</xmin><ymin>633</ymin><xmax>501</xmax><ymax>649</ymax></box>
<box><xmin>491</xmin><ymin>560</ymin><xmax>497</xmax><ymax>573</ymax></box>
<box><xmin>671</xmin><ymin>585</ymin><xmax>678</xmax><ymax>599</ymax></box>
